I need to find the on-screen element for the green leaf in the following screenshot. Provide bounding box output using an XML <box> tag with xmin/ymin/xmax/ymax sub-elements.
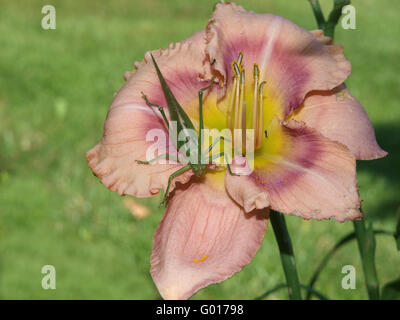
<box><xmin>255</xmin><ymin>283</ymin><xmax>330</xmax><ymax>300</ymax></box>
<box><xmin>306</xmin><ymin>229</ymin><xmax>394</xmax><ymax>300</ymax></box>
<box><xmin>270</xmin><ymin>210</ymin><xmax>302</xmax><ymax>300</ymax></box>
<box><xmin>381</xmin><ymin>278</ymin><xmax>400</xmax><ymax>300</ymax></box>
<box><xmin>353</xmin><ymin>218</ymin><xmax>380</xmax><ymax>300</ymax></box>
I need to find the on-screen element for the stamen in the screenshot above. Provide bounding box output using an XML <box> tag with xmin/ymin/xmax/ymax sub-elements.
<box><xmin>237</xmin><ymin>51</ymin><xmax>243</xmax><ymax>69</ymax></box>
<box><xmin>235</xmin><ymin>70</ymin><xmax>245</xmax><ymax>130</ymax></box>
<box><xmin>233</xmin><ymin>70</ymin><xmax>241</xmax><ymax>130</ymax></box>
<box><xmin>227</xmin><ymin>53</ymin><xmax>267</xmax><ymax>153</ymax></box>
<box><xmin>241</xmin><ymin>102</ymin><xmax>247</xmax><ymax>155</ymax></box>
<box><xmin>232</xmin><ymin>61</ymin><xmax>241</xmax><ymax>76</ymax></box>
<box><xmin>252</xmin><ymin>64</ymin><xmax>259</xmax><ymax>133</ymax></box>
<box><xmin>226</xmin><ymin>61</ymin><xmax>241</xmax><ymax>131</ymax></box>
<box><xmin>257</xmin><ymin>81</ymin><xmax>266</xmax><ymax>148</ymax></box>
<box><xmin>226</xmin><ymin>76</ymin><xmax>237</xmax><ymax>130</ymax></box>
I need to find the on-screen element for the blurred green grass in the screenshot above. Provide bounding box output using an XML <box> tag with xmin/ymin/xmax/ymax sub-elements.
<box><xmin>0</xmin><ymin>0</ymin><xmax>399</xmax><ymax>299</ymax></box>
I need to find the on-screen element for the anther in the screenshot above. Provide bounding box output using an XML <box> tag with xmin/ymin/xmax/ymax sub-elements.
<box><xmin>240</xmin><ymin>69</ymin><xmax>245</xmax><ymax>83</ymax></box>
<box><xmin>232</xmin><ymin>62</ymin><xmax>241</xmax><ymax>76</ymax></box>
<box><xmin>237</xmin><ymin>51</ymin><xmax>243</xmax><ymax>69</ymax></box>
<box><xmin>253</xmin><ymin>64</ymin><xmax>260</xmax><ymax>79</ymax></box>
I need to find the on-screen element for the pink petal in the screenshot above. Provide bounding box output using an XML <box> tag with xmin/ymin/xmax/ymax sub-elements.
<box><xmin>150</xmin><ymin>174</ymin><xmax>268</xmax><ymax>299</ymax></box>
<box><xmin>86</xmin><ymin>107</ymin><xmax>193</xmax><ymax>197</ymax></box>
<box><xmin>118</xmin><ymin>41</ymin><xmax>211</xmax><ymax>118</ymax></box>
<box><xmin>182</xmin><ymin>30</ymin><xmax>207</xmax><ymax>52</ymax></box>
<box><xmin>310</xmin><ymin>29</ymin><xmax>333</xmax><ymax>45</ymax></box>
<box><xmin>292</xmin><ymin>84</ymin><xmax>387</xmax><ymax>160</ymax></box>
<box><xmin>87</xmin><ymin>39</ymin><xmax>212</xmax><ymax>197</ymax></box>
<box><xmin>225</xmin><ymin>120</ymin><xmax>362</xmax><ymax>222</ymax></box>
<box><xmin>225</xmin><ymin>156</ymin><xmax>270</xmax><ymax>213</ymax></box>
<box><xmin>206</xmin><ymin>3</ymin><xmax>351</xmax><ymax>117</ymax></box>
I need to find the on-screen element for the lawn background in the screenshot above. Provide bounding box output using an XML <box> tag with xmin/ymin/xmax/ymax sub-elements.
<box><xmin>0</xmin><ymin>0</ymin><xmax>399</xmax><ymax>299</ymax></box>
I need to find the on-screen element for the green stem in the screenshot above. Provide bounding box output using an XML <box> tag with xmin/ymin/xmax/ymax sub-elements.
<box><xmin>270</xmin><ymin>210</ymin><xmax>302</xmax><ymax>300</ymax></box>
<box><xmin>308</xmin><ymin>0</ymin><xmax>351</xmax><ymax>39</ymax></box>
<box><xmin>308</xmin><ymin>0</ymin><xmax>326</xmax><ymax>29</ymax></box>
<box><xmin>353</xmin><ymin>219</ymin><xmax>380</xmax><ymax>299</ymax></box>
<box><xmin>324</xmin><ymin>0</ymin><xmax>351</xmax><ymax>38</ymax></box>
<box><xmin>307</xmin><ymin>0</ymin><xmax>379</xmax><ymax>301</ymax></box>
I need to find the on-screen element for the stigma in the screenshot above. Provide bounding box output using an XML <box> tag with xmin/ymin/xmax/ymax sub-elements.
<box><xmin>227</xmin><ymin>52</ymin><xmax>266</xmax><ymax>151</ymax></box>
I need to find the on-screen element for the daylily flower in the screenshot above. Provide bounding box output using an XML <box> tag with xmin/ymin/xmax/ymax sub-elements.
<box><xmin>86</xmin><ymin>3</ymin><xmax>386</xmax><ymax>299</ymax></box>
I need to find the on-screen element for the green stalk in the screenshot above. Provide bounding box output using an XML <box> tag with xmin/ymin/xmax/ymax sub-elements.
<box><xmin>353</xmin><ymin>218</ymin><xmax>380</xmax><ymax>299</ymax></box>
<box><xmin>307</xmin><ymin>0</ymin><xmax>379</xmax><ymax>300</ymax></box>
<box><xmin>324</xmin><ymin>0</ymin><xmax>350</xmax><ymax>38</ymax></box>
<box><xmin>270</xmin><ymin>210</ymin><xmax>302</xmax><ymax>300</ymax></box>
<box><xmin>308</xmin><ymin>0</ymin><xmax>350</xmax><ymax>38</ymax></box>
<box><xmin>308</xmin><ymin>0</ymin><xmax>326</xmax><ymax>29</ymax></box>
